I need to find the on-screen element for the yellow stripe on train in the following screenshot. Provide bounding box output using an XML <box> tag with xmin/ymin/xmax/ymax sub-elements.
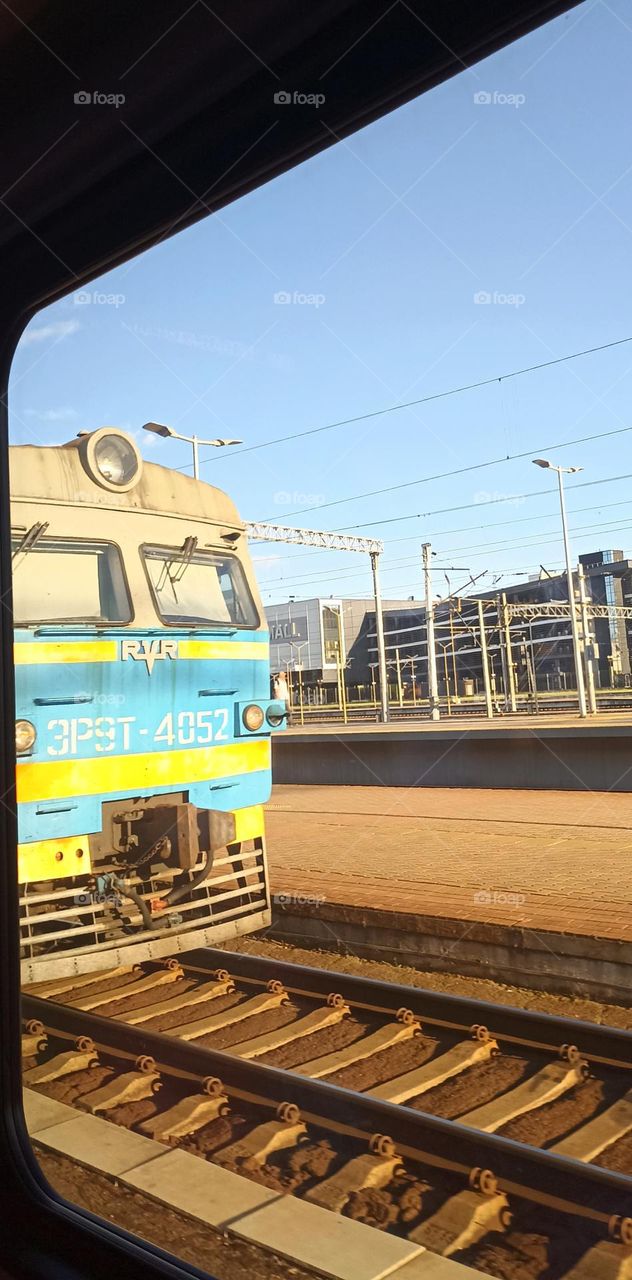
<box><xmin>16</xmin><ymin>738</ymin><xmax>271</xmax><ymax>804</ymax></box>
<box><xmin>14</xmin><ymin>641</ymin><xmax>118</xmax><ymax>665</ymax></box>
<box><xmin>179</xmin><ymin>640</ymin><xmax>269</xmax><ymax>661</ymax></box>
<box><xmin>14</xmin><ymin>639</ymin><xmax>269</xmax><ymax>665</ymax></box>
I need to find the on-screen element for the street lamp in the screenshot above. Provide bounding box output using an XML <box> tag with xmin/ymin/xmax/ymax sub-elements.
<box><xmin>143</xmin><ymin>422</ymin><xmax>243</xmax><ymax>479</ymax></box>
<box><xmin>532</xmin><ymin>458</ymin><xmax>587</xmax><ymax>717</ymax></box>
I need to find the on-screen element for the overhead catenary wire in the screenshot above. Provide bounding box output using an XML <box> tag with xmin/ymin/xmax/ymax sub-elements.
<box><xmin>255</xmin><ymin>494</ymin><xmax>632</xmax><ymax>569</ymax></box>
<box><xmin>186</xmin><ymin>332</ymin><xmax>632</xmax><ymax>475</ymax></box>
<box><xmin>261</xmin><ymin>427</ymin><xmax>632</xmax><ymax>521</ymax></box>
<box><xmin>260</xmin><ymin>512</ymin><xmax>632</xmax><ymax>595</ymax></box>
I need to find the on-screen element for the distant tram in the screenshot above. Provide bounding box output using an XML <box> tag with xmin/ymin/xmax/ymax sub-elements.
<box><xmin>11</xmin><ymin>427</ymin><xmax>284</xmax><ymax>981</ymax></box>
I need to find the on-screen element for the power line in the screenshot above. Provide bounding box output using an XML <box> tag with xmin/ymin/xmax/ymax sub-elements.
<box><xmin>190</xmin><ymin>332</ymin><xmax>632</xmax><ymax>475</ymax></box>
<box><xmin>337</xmin><ymin>469</ymin><xmax>632</xmax><ymax>531</ymax></box>
<box><xmin>261</xmin><ymin>426</ymin><xmax>632</xmax><ymax>521</ymax></box>
<box><xmin>254</xmin><ymin>471</ymin><xmax>632</xmax><ymax>585</ymax></box>
<box><xmin>253</xmin><ymin>494</ymin><xmax>632</xmax><ymax>569</ymax></box>
<box><xmin>259</xmin><ymin>513</ymin><xmax>632</xmax><ymax>595</ymax></box>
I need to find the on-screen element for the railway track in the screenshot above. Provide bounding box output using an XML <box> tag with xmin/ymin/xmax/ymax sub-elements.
<box><xmin>23</xmin><ymin>949</ymin><xmax>632</xmax><ymax>1276</ymax></box>
<box><xmin>289</xmin><ymin>697</ymin><xmax>632</xmax><ymax>723</ymax></box>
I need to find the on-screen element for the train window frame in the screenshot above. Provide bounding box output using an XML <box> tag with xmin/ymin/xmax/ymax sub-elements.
<box><xmin>0</xmin><ymin>7</ymin><xmax>584</xmax><ymax>1280</ymax></box>
<box><xmin>10</xmin><ymin>533</ymin><xmax>134</xmax><ymax>628</ymax></box>
<box><xmin>141</xmin><ymin>542</ymin><xmax>260</xmax><ymax>630</ymax></box>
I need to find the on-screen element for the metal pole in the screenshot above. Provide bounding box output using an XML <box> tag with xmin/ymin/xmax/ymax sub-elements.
<box><xmin>528</xmin><ymin>621</ymin><xmax>540</xmax><ymax>714</ymax></box>
<box><xmin>395</xmin><ymin>647</ymin><xmax>403</xmax><ymax>707</ymax></box>
<box><xmin>477</xmin><ymin>599</ymin><xmax>494</xmax><ymax>718</ymax></box>
<box><xmin>191</xmin><ymin>436</ymin><xmax>200</xmax><ymax>480</ymax></box>
<box><xmin>422</xmin><ymin>543</ymin><xmax>440</xmax><ymax>721</ymax></box>
<box><xmin>336</xmin><ymin>609</ymin><xmax>348</xmax><ymax>724</ymax></box>
<box><xmin>500</xmin><ymin>593</ymin><xmax>517</xmax><ymax>713</ymax></box>
<box><xmin>370</xmin><ymin>551</ymin><xmax>389</xmax><ymax>724</ymax></box>
<box><xmin>557</xmin><ymin>468</ymin><xmax>587</xmax><ymax>718</ymax></box>
<box><xmin>449</xmin><ymin>608</ymin><xmax>458</xmax><ymax>698</ymax></box>
<box><xmin>497</xmin><ymin>596</ymin><xmax>509</xmax><ymax>712</ymax></box>
<box><xmin>442</xmin><ymin>645</ymin><xmax>452</xmax><ymax>715</ymax></box>
<box><xmin>578</xmin><ymin>564</ymin><xmax>597</xmax><ymax>715</ymax></box>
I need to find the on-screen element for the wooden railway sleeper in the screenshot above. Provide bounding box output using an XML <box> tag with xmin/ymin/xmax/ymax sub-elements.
<box><xmin>80</xmin><ymin>1067</ymin><xmax>162</xmax><ymax>1113</ymax></box>
<box><xmin>23</xmin><ymin>1047</ymin><xmax>99</xmax><ymax>1084</ymax></box>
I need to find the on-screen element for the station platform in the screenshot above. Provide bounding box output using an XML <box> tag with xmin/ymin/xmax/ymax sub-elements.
<box><xmin>264</xmin><ymin>785</ymin><xmax>632</xmax><ymax>1003</ymax></box>
<box><xmin>272</xmin><ymin>715</ymin><xmax>632</xmax><ymax>791</ymax></box>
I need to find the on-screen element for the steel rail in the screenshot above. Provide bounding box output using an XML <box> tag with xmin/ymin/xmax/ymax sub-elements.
<box><xmin>183</xmin><ymin>948</ymin><xmax>632</xmax><ymax>1069</ymax></box>
<box><xmin>23</xmin><ymin>992</ymin><xmax>632</xmax><ymax>1228</ymax></box>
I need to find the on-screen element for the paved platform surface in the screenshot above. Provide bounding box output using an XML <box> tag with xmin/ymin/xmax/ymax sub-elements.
<box><xmin>266</xmin><ymin>785</ymin><xmax>632</xmax><ymax>941</ymax></box>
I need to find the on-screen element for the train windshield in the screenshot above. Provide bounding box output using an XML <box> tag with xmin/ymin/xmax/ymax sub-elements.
<box><xmin>143</xmin><ymin>544</ymin><xmax>259</xmax><ymax>627</ymax></box>
<box><xmin>11</xmin><ymin>535</ymin><xmax>132</xmax><ymax>625</ymax></box>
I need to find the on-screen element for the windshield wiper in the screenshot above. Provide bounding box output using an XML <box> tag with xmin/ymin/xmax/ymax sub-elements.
<box><xmin>12</xmin><ymin>521</ymin><xmax>49</xmax><ymax>568</ymax></box>
<box><xmin>155</xmin><ymin>535</ymin><xmax>198</xmax><ymax>599</ymax></box>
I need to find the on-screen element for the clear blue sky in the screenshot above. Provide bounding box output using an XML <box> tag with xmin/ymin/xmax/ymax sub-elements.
<box><xmin>10</xmin><ymin>0</ymin><xmax>632</xmax><ymax>606</ymax></box>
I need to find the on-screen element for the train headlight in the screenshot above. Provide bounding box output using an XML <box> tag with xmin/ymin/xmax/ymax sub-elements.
<box><xmin>242</xmin><ymin>704</ymin><xmax>265</xmax><ymax>732</ymax></box>
<box><xmin>15</xmin><ymin>720</ymin><xmax>36</xmax><ymax>754</ymax></box>
<box><xmin>267</xmin><ymin>705</ymin><xmax>285</xmax><ymax>727</ymax></box>
<box><xmin>80</xmin><ymin>428</ymin><xmax>143</xmax><ymax>492</ymax></box>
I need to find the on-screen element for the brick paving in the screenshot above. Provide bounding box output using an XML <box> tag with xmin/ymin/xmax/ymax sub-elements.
<box><xmin>265</xmin><ymin>785</ymin><xmax>632</xmax><ymax>941</ymax></box>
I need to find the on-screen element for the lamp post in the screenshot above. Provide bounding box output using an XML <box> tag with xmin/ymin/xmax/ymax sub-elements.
<box><xmin>532</xmin><ymin>458</ymin><xmax>587</xmax><ymax>718</ymax></box>
<box><xmin>143</xmin><ymin>422</ymin><xmax>242</xmax><ymax>479</ymax></box>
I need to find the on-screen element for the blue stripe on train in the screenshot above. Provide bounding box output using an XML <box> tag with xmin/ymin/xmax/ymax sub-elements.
<box><xmin>18</xmin><ymin>767</ymin><xmax>271</xmax><ymax>844</ymax></box>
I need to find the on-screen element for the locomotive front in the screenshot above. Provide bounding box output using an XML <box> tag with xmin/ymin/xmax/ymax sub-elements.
<box><xmin>11</xmin><ymin>428</ymin><xmax>284</xmax><ymax>980</ymax></box>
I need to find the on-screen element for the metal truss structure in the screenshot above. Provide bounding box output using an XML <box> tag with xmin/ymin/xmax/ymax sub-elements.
<box><xmin>245</xmin><ymin>522</ymin><xmax>383</xmax><ymax>556</ymax></box>
<box><xmin>506</xmin><ymin>602</ymin><xmax>632</xmax><ymax>621</ymax></box>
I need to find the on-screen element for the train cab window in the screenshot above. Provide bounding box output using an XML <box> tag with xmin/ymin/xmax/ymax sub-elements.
<box><xmin>143</xmin><ymin>544</ymin><xmax>258</xmax><ymax>627</ymax></box>
<box><xmin>11</xmin><ymin>536</ymin><xmax>131</xmax><ymax>625</ymax></box>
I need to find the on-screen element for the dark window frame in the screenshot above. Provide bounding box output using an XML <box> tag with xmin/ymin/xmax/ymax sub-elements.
<box><xmin>141</xmin><ymin>542</ymin><xmax>260</xmax><ymax>630</ymax></box>
<box><xmin>0</xmin><ymin>5</ymin><xmax>582</xmax><ymax>1280</ymax></box>
<box><xmin>11</xmin><ymin>533</ymin><xmax>134</xmax><ymax>627</ymax></box>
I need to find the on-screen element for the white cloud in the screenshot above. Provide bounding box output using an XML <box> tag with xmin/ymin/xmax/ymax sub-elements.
<box><xmin>24</xmin><ymin>406</ymin><xmax>78</xmax><ymax>422</ymax></box>
<box><xmin>251</xmin><ymin>553</ymin><xmax>283</xmax><ymax>572</ymax></box>
<box><xmin>20</xmin><ymin>319</ymin><xmax>80</xmax><ymax>346</ymax></box>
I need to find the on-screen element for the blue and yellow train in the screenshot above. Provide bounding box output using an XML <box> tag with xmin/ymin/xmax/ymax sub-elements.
<box><xmin>10</xmin><ymin>427</ymin><xmax>284</xmax><ymax>980</ymax></box>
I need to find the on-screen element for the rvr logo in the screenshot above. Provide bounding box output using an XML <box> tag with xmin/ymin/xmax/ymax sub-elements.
<box><xmin>121</xmin><ymin>638</ymin><xmax>179</xmax><ymax>674</ymax></box>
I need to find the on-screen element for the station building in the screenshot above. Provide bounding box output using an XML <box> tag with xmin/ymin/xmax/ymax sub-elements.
<box><xmin>265</xmin><ymin>547</ymin><xmax>632</xmax><ymax>702</ymax></box>
<box><xmin>265</xmin><ymin>596</ymin><xmax>423</xmax><ymax>702</ymax></box>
